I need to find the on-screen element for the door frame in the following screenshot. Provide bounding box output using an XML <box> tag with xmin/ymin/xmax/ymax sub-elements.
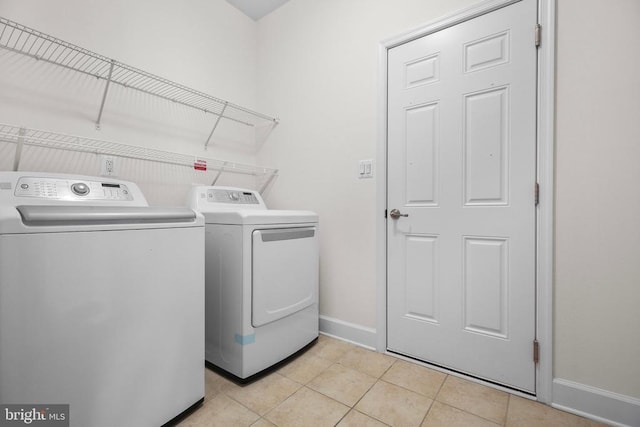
<box><xmin>376</xmin><ymin>0</ymin><xmax>555</xmax><ymax>403</ymax></box>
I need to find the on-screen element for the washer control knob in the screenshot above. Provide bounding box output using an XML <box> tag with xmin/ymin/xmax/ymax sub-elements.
<box><xmin>71</xmin><ymin>182</ymin><xmax>90</xmax><ymax>196</ymax></box>
<box><xmin>229</xmin><ymin>192</ymin><xmax>240</xmax><ymax>201</ymax></box>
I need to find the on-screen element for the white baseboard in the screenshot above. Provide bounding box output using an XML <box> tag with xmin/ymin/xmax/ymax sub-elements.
<box><xmin>319</xmin><ymin>315</ymin><xmax>377</xmax><ymax>349</ymax></box>
<box><xmin>552</xmin><ymin>378</ymin><xmax>640</xmax><ymax>427</ymax></box>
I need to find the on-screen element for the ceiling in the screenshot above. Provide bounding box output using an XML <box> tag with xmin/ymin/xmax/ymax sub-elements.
<box><xmin>225</xmin><ymin>0</ymin><xmax>290</xmax><ymax>21</ymax></box>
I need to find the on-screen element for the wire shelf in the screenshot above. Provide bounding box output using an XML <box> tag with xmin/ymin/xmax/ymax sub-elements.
<box><xmin>0</xmin><ymin>17</ymin><xmax>279</xmax><ymax>145</ymax></box>
<box><xmin>0</xmin><ymin>123</ymin><xmax>279</xmax><ymax>192</ymax></box>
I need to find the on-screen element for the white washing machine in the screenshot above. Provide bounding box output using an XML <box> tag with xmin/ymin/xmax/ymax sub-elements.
<box><xmin>188</xmin><ymin>186</ymin><xmax>319</xmax><ymax>381</ymax></box>
<box><xmin>0</xmin><ymin>172</ymin><xmax>205</xmax><ymax>427</ymax></box>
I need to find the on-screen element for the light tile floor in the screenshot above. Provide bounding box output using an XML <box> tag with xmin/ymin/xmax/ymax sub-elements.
<box><xmin>176</xmin><ymin>335</ymin><xmax>607</xmax><ymax>427</ymax></box>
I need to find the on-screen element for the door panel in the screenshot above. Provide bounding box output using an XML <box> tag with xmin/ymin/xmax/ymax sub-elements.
<box><xmin>464</xmin><ymin>86</ymin><xmax>509</xmax><ymax>205</ymax></box>
<box><xmin>387</xmin><ymin>0</ymin><xmax>537</xmax><ymax>392</ymax></box>
<box><xmin>406</xmin><ymin>103</ymin><xmax>439</xmax><ymax>205</ymax></box>
<box><xmin>463</xmin><ymin>236</ymin><xmax>508</xmax><ymax>338</ymax></box>
<box><xmin>405</xmin><ymin>234</ymin><xmax>439</xmax><ymax>323</ymax></box>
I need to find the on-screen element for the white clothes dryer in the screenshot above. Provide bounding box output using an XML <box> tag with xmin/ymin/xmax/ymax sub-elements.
<box><xmin>0</xmin><ymin>172</ymin><xmax>205</xmax><ymax>427</ymax></box>
<box><xmin>188</xmin><ymin>186</ymin><xmax>319</xmax><ymax>381</ymax></box>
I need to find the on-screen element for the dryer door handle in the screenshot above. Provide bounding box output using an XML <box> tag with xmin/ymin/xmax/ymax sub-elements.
<box><xmin>259</xmin><ymin>227</ymin><xmax>316</xmax><ymax>242</ymax></box>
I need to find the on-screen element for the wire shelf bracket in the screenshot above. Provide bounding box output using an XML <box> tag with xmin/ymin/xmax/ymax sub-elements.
<box><xmin>0</xmin><ymin>17</ymin><xmax>280</xmax><ymax>146</ymax></box>
<box><xmin>0</xmin><ymin>123</ymin><xmax>279</xmax><ymax>194</ymax></box>
<box><xmin>95</xmin><ymin>59</ymin><xmax>115</xmax><ymax>130</ymax></box>
<box><xmin>12</xmin><ymin>127</ymin><xmax>26</xmax><ymax>172</ymax></box>
<box><xmin>205</xmin><ymin>102</ymin><xmax>228</xmax><ymax>149</ymax></box>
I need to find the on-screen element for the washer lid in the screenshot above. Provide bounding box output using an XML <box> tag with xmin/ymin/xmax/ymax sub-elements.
<box><xmin>200</xmin><ymin>209</ymin><xmax>318</xmax><ymax>225</ymax></box>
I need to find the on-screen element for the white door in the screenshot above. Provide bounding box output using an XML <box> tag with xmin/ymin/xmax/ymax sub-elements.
<box><xmin>387</xmin><ymin>0</ymin><xmax>537</xmax><ymax>392</ymax></box>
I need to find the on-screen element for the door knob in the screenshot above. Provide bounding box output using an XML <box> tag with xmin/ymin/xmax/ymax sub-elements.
<box><xmin>389</xmin><ymin>209</ymin><xmax>408</xmax><ymax>219</ymax></box>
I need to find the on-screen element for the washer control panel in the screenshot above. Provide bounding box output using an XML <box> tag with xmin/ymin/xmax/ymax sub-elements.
<box><xmin>14</xmin><ymin>177</ymin><xmax>134</xmax><ymax>201</ymax></box>
<box><xmin>206</xmin><ymin>189</ymin><xmax>259</xmax><ymax>205</ymax></box>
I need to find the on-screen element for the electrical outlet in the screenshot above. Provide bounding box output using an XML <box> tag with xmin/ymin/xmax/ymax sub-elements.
<box><xmin>100</xmin><ymin>156</ymin><xmax>117</xmax><ymax>177</ymax></box>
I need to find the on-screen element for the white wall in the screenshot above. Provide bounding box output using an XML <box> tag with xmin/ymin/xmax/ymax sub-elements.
<box><xmin>555</xmin><ymin>0</ymin><xmax>640</xmax><ymax>400</ymax></box>
<box><xmin>0</xmin><ymin>0</ymin><xmax>262</xmax><ymax>205</ymax></box>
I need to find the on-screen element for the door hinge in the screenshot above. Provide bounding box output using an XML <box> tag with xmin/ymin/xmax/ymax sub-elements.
<box><xmin>535</xmin><ymin>182</ymin><xmax>540</xmax><ymax>206</ymax></box>
<box><xmin>535</xmin><ymin>24</ymin><xmax>542</xmax><ymax>48</ymax></box>
<box><xmin>533</xmin><ymin>339</ymin><xmax>540</xmax><ymax>364</ymax></box>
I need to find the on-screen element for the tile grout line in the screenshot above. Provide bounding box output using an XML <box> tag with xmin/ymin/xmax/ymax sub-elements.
<box><xmin>220</xmin><ymin>389</ymin><xmax>263</xmax><ymax>423</ymax></box>
<box><xmin>380</xmin><ymin>366</ymin><xmax>511</xmax><ymax>426</ymax></box>
<box><xmin>264</xmin><ymin>343</ymin><xmax>353</xmax><ymax>425</ymax></box>
<box><xmin>253</xmin><ymin>382</ymin><xmax>303</xmax><ymax>426</ymax></box>
<box><xmin>504</xmin><ymin>393</ymin><xmax>512</xmax><ymax>426</ymax></box>
<box><xmin>432</xmin><ymin>373</ymin><xmax>449</xmax><ymax>402</ymax></box>
<box><xmin>247</xmin><ymin>341</ymin><xmax>348</xmax><ymax>424</ymax></box>
<box><xmin>416</xmin><ymin>374</ymin><xmax>448</xmax><ymax>427</ymax></box>
<box><xmin>305</xmin><ymin>353</ymin><xmax>396</xmax><ymax>426</ymax></box>
<box><xmin>432</xmin><ymin>375</ymin><xmax>512</xmax><ymax>426</ymax></box>
<box><xmin>221</xmin><ymin>373</ymin><xmax>304</xmax><ymax>424</ymax></box>
<box><xmin>331</xmin><ymin>350</ymin><xmax>399</xmax><ymax>426</ymax></box>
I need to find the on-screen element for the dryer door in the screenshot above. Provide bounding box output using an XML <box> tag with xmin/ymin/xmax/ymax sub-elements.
<box><xmin>252</xmin><ymin>226</ymin><xmax>318</xmax><ymax>327</ymax></box>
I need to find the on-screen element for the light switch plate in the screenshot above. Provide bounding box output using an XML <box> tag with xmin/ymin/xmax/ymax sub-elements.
<box><xmin>358</xmin><ymin>159</ymin><xmax>373</xmax><ymax>179</ymax></box>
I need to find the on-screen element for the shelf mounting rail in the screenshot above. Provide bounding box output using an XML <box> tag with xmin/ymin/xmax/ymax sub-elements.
<box><xmin>0</xmin><ymin>17</ymin><xmax>279</xmax><ymax>146</ymax></box>
<box><xmin>0</xmin><ymin>123</ymin><xmax>278</xmax><ymax>194</ymax></box>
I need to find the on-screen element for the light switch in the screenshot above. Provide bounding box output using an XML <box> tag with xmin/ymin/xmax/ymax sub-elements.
<box><xmin>358</xmin><ymin>159</ymin><xmax>373</xmax><ymax>179</ymax></box>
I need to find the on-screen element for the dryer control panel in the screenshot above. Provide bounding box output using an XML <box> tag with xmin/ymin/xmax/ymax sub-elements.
<box><xmin>207</xmin><ymin>189</ymin><xmax>259</xmax><ymax>205</ymax></box>
<box><xmin>188</xmin><ymin>186</ymin><xmax>268</xmax><ymax>211</ymax></box>
<box><xmin>14</xmin><ymin>177</ymin><xmax>134</xmax><ymax>201</ymax></box>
